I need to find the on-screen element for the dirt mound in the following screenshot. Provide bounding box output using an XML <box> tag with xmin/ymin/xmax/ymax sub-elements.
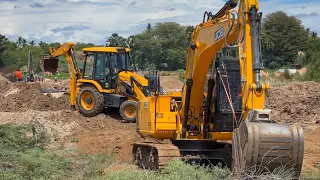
<box><xmin>0</xmin><ymin>75</ymin><xmax>13</xmax><ymax>94</ymax></box>
<box><xmin>260</xmin><ymin>70</ymin><xmax>269</xmax><ymax>77</ymax></box>
<box><xmin>160</xmin><ymin>75</ymin><xmax>183</xmax><ymax>93</ymax></box>
<box><xmin>0</xmin><ymin>110</ymin><xmax>80</xmax><ymax>142</ymax></box>
<box><xmin>0</xmin><ymin>82</ymin><xmax>69</xmax><ymax>112</ymax></box>
<box><xmin>266</xmin><ymin>81</ymin><xmax>320</xmax><ymax>126</ymax></box>
<box><xmin>303</xmin><ymin>128</ymin><xmax>320</xmax><ymax>172</ymax></box>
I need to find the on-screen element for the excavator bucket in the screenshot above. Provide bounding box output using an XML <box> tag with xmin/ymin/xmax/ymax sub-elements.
<box><xmin>232</xmin><ymin>120</ymin><xmax>304</xmax><ymax>176</ymax></box>
<box><xmin>40</xmin><ymin>56</ymin><xmax>59</xmax><ymax>74</ymax></box>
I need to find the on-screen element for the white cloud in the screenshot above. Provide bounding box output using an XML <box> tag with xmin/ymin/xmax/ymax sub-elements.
<box><xmin>0</xmin><ymin>0</ymin><xmax>319</xmax><ymax>44</ymax></box>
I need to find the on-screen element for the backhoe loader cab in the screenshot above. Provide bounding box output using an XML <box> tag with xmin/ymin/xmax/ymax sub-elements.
<box><xmin>81</xmin><ymin>47</ymin><xmax>132</xmax><ymax>90</ymax></box>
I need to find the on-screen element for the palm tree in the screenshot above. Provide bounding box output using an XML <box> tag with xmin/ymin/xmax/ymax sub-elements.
<box><xmin>16</xmin><ymin>36</ymin><xmax>23</xmax><ymax>47</ymax></box>
<box><xmin>39</xmin><ymin>41</ymin><xmax>44</xmax><ymax>46</ymax></box>
<box><xmin>16</xmin><ymin>36</ymin><xmax>27</xmax><ymax>48</ymax></box>
<box><xmin>311</xmin><ymin>31</ymin><xmax>318</xmax><ymax>38</ymax></box>
<box><xmin>21</xmin><ymin>38</ymin><xmax>27</xmax><ymax>47</ymax></box>
<box><xmin>29</xmin><ymin>40</ymin><xmax>35</xmax><ymax>46</ymax></box>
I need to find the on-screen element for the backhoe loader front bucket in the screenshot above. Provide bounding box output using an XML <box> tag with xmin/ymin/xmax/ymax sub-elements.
<box><xmin>232</xmin><ymin>121</ymin><xmax>304</xmax><ymax>176</ymax></box>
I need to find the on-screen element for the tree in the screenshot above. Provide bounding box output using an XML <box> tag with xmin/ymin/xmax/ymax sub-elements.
<box><xmin>16</xmin><ymin>36</ymin><xmax>27</xmax><ymax>48</ymax></box>
<box><xmin>0</xmin><ymin>34</ymin><xmax>9</xmax><ymax>67</ymax></box>
<box><xmin>106</xmin><ymin>33</ymin><xmax>127</xmax><ymax>47</ymax></box>
<box><xmin>38</xmin><ymin>41</ymin><xmax>45</xmax><ymax>46</ymax></box>
<box><xmin>311</xmin><ymin>31</ymin><xmax>318</xmax><ymax>38</ymax></box>
<box><xmin>29</xmin><ymin>40</ymin><xmax>35</xmax><ymax>46</ymax></box>
<box><xmin>147</xmin><ymin>23</ymin><xmax>152</xmax><ymax>32</ymax></box>
<box><xmin>261</xmin><ymin>11</ymin><xmax>308</xmax><ymax>69</ymax></box>
<box><xmin>130</xmin><ymin>22</ymin><xmax>190</xmax><ymax>70</ymax></box>
<box><xmin>74</xmin><ymin>42</ymin><xmax>95</xmax><ymax>51</ymax></box>
<box><xmin>304</xmin><ymin>51</ymin><xmax>320</xmax><ymax>81</ymax></box>
<box><xmin>185</xmin><ymin>25</ymin><xmax>194</xmax><ymax>44</ymax></box>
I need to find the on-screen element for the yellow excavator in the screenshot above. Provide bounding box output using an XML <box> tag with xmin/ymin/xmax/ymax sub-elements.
<box><xmin>133</xmin><ymin>0</ymin><xmax>304</xmax><ymax>177</ymax></box>
<box><xmin>48</xmin><ymin>42</ymin><xmax>155</xmax><ymax>122</ymax></box>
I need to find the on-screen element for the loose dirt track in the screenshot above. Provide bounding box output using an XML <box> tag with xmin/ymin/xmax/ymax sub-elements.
<box><xmin>0</xmin><ymin>74</ymin><xmax>319</xmax><ymax>172</ymax></box>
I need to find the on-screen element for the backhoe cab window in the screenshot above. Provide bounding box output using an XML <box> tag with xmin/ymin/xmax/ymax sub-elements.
<box><xmin>94</xmin><ymin>53</ymin><xmax>105</xmax><ymax>79</ymax></box>
<box><xmin>115</xmin><ymin>51</ymin><xmax>133</xmax><ymax>71</ymax></box>
<box><xmin>108</xmin><ymin>53</ymin><xmax>117</xmax><ymax>73</ymax></box>
<box><xmin>116</xmin><ymin>52</ymin><xmax>126</xmax><ymax>70</ymax></box>
<box><xmin>126</xmin><ymin>52</ymin><xmax>133</xmax><ymax>70</ymax></box>
<box><xmin>83</xmin><ymin>54</ymin><xmax>94</xmax><ymax>79</ymax></box>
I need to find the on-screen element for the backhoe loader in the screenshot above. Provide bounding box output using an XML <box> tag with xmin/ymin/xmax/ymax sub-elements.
<box><xmin>48</xmin><ymin>42</ymin><xmax>155</xmax><ymax>122</ymax></box>
<box><xmin>133</xmin><ymin>0</ymin><xmax>304</xmax><ymax>177</ymax></box>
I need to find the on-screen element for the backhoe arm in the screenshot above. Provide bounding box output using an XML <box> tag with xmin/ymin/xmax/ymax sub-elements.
<box><xmin>49</xmin><ymin>42</ymin><xmax>79</xmax><ymax>109</ymax></box>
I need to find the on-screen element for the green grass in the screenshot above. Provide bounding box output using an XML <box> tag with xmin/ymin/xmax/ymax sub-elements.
<box><xmin>106</xmin><ymin>161</ymin><xmax>231</xmax><ymax>180</ymax></box>
<box><xmin>178</xmin><ymin>72</ymin><xmax>185</xmax><ymax>82</ymax></box>
<box><xmin>0</xmin><ymin>123</ymin><xmax>113</xmax><ymax>180</ymax></box>
<box><xmin>1</xmin><ymin>123</ymin><xmax>318</xmax><ymax>180</ymax></box>
<box><xmin>44</xmin><ymin>72</ymin><xmax>70</xmax><ymax>80</ymax></box>
<box><xmin>301</xmin><ymin>170</ymin><xmax>320</xmax><ymax>179</ymax></box>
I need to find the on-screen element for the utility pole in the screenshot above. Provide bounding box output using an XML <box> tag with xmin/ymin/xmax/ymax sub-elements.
<box><xmin>28</xmin><ymin>50</ymin><xmax>32</xmax><ymax>74</ymax></box>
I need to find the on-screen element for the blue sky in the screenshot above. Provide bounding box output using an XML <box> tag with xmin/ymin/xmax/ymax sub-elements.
<box><xmin>0</xmin><ymin>0</ymin><xmax>319</xmax><ymax>45</ymax></box>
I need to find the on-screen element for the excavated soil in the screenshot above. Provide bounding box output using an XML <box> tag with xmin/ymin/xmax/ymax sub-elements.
<box><xmin>0</xmin><ymin>74</ymin><xmax>12</xmax><ymax>94</ymax></box>
<box><xmin>266</xmin><ymin>81</ymin><xmax>320</xmax><ymax>127</ymax></box>
<box><xmin>303</xmin><ymin>127</ymin><xmax>320</xmax><ymax>172</ymax></box>
<box><xmin>0</xmin><ymin>110</ymin><xmax>80</xmax><ymax>142</ymax></box>
<box><xmin>0</xmin><ymin>80</ymin><xmax>69</xmax><ymax>112</ymax></box>
<box><xmin>160</xmin><ymin>75</ymin><xmax>183</xmax><ymax>93</ymax></box>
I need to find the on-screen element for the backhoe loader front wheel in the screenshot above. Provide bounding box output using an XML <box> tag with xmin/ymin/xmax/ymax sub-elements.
<box><xmin>119</xmin><ymin>100</ymin><xmax>137</xmax><ymax>123</ymax></box>
<box><xmin>77</xmin><ymin>86</ymin><xmax>105</xmax><ymax>117</ymax></box>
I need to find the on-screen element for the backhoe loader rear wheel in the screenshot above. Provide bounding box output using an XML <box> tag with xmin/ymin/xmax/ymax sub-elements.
<box><xmin>119</xmin><ymin>100</ymin><xmax>137</xmax><ymax>123</ymax></box>
<box><xmin>77</xmin><ymin>86</ymin><xmax>105</xmax><ymax>117</ymax></box>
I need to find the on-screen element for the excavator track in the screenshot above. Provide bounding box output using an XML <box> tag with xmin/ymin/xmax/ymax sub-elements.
<box><xmin>133</xmin><ymin>141</ymin><xmax>233</xmax><ymax>170</ymax></box>
<box><xmin>133</xmin><ymin>142</ymin><xmax>181</xmax><ymax>170</ymax></box>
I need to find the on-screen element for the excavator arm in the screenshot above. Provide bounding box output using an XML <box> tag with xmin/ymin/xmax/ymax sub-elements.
<box><xmin>49</xmin><ymin>42</ymin><xmax>79</xmax><ymax>108</ymax></box>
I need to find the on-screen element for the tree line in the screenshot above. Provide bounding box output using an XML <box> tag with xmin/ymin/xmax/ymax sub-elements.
<box><xmin>0</xmin><ymin>11</ymin><xmax>320</xmax><ymax>80</ymax></box>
